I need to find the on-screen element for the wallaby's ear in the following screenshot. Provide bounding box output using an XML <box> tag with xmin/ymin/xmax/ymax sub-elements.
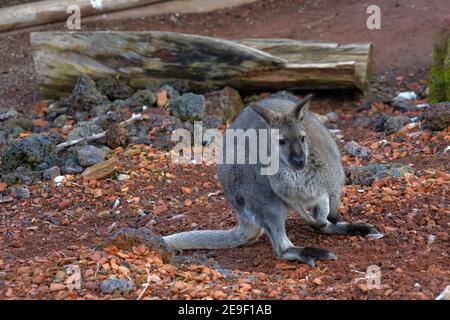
<box><xmin>293</xmin><ymin>94</ymin><xmax>313</xmax><ymax>121</ymax></box>
<box><xmin>251</xmin><ymin>104</ymin><xmax>277</xmax><ymax>124</ymax></box>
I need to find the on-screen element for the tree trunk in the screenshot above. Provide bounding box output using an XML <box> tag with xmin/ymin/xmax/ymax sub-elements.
<box><xmin>428</xmin><ymin>27</ymin><xmax>450</xmax><ymax>103</ymax></box>
<box><xmin>30</xmin><ymin>31</ymin><xmax>373</xmax><ymax>98</ymax></box>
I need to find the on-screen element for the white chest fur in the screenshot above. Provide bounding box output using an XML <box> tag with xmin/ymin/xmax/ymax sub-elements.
<box><xmin>269</xmin><ymin>165</ymin><xmax>326</xmax><ymax>209</ymax></box>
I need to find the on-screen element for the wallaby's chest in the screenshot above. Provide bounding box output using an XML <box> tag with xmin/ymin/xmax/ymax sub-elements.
<box><xmin>270</xmin><ymin>167</ymin><xmax>326</xmax><ymax>207</ymax></box>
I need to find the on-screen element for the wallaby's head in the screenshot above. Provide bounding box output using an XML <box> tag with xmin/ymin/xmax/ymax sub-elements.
<box><xmin>251</xmin><ymin>94</ymin><xmax>312</xmax><ymax>170</ymax></box>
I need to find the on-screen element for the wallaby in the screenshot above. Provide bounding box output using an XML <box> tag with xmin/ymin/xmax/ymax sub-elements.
<box><xmin>163</xmin><ymin>93</ymin><xmax>382</xmax><ymax>266</ymax></box>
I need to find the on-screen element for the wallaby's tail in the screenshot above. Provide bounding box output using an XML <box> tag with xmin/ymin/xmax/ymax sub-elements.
<box><xmin>162</xmin><ymin>224</ymin><xmax>263</xmax><ymax>250</ymax></box>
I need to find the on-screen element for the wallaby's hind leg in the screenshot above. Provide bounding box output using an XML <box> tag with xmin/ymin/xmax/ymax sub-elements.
<box><xmin>258</xmin><ymin>203</ymin><xmax>336</xmax><ymax>267</ymax></box>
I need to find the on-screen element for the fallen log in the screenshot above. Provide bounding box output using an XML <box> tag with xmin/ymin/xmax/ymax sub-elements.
<box><xmin>30</xmin><ymin>31</ymin><xmax>373</xmax><ymax>97</ymax></box>
<box><xmin>0</xmin><ymin>0</ymin><xmax>163</xmax><ymax>33</ymax></box>
<box><xmin>238</xmin><ymin>39</ymin><xmax>372</xmax><ymax>91</ymax></box>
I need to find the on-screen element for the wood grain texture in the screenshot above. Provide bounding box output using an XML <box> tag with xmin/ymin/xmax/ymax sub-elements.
<box><xmin>239</xmin><ymin>39</ymin><xmax>372</xmax><ymax>90</ymax></box>
<box><xmin>30</xmin><ymin>31</ymin><xmax>373</xmax><ymax>97</ymax></box>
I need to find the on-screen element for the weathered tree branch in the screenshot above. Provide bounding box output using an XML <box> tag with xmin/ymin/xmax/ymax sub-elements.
<box><xmin>56</xmin><ymin>113</ymin><xmax>143</xmax><ymax>152</ymax></box>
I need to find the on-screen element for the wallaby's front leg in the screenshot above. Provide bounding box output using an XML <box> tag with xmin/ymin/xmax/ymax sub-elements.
<box><xmin>311</xmin><ymin>194</ymin><xmax>383</xmax><ymax>238</ymax></box>
<box><xmin>259</xmin><ymin>204</ymin><xmax>336</xmax><ymax>267</ymax></box>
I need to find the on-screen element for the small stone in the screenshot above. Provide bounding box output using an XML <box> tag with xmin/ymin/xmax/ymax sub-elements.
<box><xmin>358</xmin><ymin>283</ymin><xmax>369</xmax><ymax>293</ymax></box>
<box><xmin>105</xmin><ymin>124</ymin><xmax>128</xmax><ymax>149</ymax></box>
<box><xmin>393</xmin><ymin>99</ymin><xmax>414</xmax><ymax>112</ymax></box>
<box><xmin>394</xmin><ymin>91</ymin><xmax>417</xmax><ymax>101</ymax></box>
<box><xmin>204</xmin><ymin>87</ymin><xmax>244</xmax><ymax>122</ymax></box>
<box><xmin>54</xmin><ymin>270</ymin><xmax>66</xmax><ymax>283</ymax></box>
<box><xmin>419</xmin><ymin>103</ymin><xmax>450</xmax><ymax>131</ymax></box>
<box><xmin>126</xmin><ymin>90</ymin><xmax>156</xmax><ymax>109</ymax></box>
<box><xmin>43</xmin><ymin>166</ymin><xmax>61</xmax><ymax>180</ymax></box>
<box><xmin>427</xmin><ymin>235</ymin><xmax>436</xmax><ymax>246</ymax></box>
<box><xmin>67</xmin><ymin>121</ymin><xmax>103</xmax><ymax>141</ymax></box>
<box><xmin>313</xmin><ymin>277</ymin><xmax>323</xmax><ymax>286</ymax></box>
<box><xmin>157</xmin><ymin>85</ymin><xmax>180</xmax><ymax>100</ymax></box>
<box><xmin>84</xmin><ymin>269</ymin><xmax>95</xmax><ymax>278</ymax></box>
<box><xmin>383</xmin><ymin>116</ymin><xmax>411</xmax><ymax>134</ymax></box>
<box><xmin>344</xmin><ymin>141</ymin><xmax>369</xmax><ymax>158</ymax></box>
<box><xmin>81</xmin><ymin>158</ymin><xmax>123</xmax><ymax>180</ymax></box>
<box><xmin>137</xmin><ymin>209</ymin><xmax>146</xmax><ymax>217</ymax></box>
<box><xmin>58</xmin><ymin>201</ymin><xmax>71</xmax><ymax>210</ymax></box>
<box><xmin>61</xmin><ymin>162</ymin><xmax>83</xmax><ymax>175</ymax></box>
<box><xmin>156</xmin><ymin>90</ymin><xmax>168</xmax><ymax>108</ymax></box>
<box><xmin>325</xmin><ymin>111</ymin><xmax>338</xmax><ymax>123</ymax></box>
<box><xmin>76</xmin><ymin>145</ymin><xmax>106</xmax><ymax>167</ymax></box>
<box><xmin>15</xmin><ymin>187</ymin><xmax>30</xmax><ymax>199</ymax></box>
<box><xmin>117</xmin><ymin>174</ymin><xmax>130</xmax><ymax>182</ymax></box>
<box><xmin>213</xmin><ymin>290</ymin><xmax>227</xmax><ymax>300</ymax></box>
<box><xmin>49</xmin><ymin>283</ymin><xmax>66</xmax><ymax>292</ymax></box>
<box><xmin>202</xmin><ymin>115</ymin><xmax>223</xmax><ymax>129</ymax></box>
<box><xmin>53</xmin><ymin>114</ymin><xmax>68</xmax><ymax>128</ymax></box>
<box><xmin>100</xmin><ymin>278</ymin><xmax>134</xmax><ymax>294</ymax></box>
<box><xmin>0</xmin><ymin>109</ymin><xmax>19</xmax><ymax>121</ymax></box>
<box><xmin>169</xmin><ymin>93</ymin><xmax>206</xmax><ymax>121</ymax></box>
<box><xmin>96</xmin><ymin>77</ymin><xmax>134</xmax><ymax>101</ymax></box>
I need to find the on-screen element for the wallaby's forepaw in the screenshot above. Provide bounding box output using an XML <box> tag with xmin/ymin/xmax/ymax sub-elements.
<box><xmin>282</xmin><ymin>247</ymin><xmax>337</xmax><ymax>267</ymax></box>
<box><xmin>346</xmin><ymin>222</ymin><xmax>384</xmax><ymax>239</ymax></box>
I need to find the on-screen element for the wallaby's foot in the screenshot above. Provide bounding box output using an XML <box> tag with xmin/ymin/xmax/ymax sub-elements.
<box><xmin>281</xmin><ymin>247</ymin><xmax>337</xmax><ymax>267</ymax></box>
<box><xmin>318</xmin><ymin>222</ymin><xmax>384</xmax><ymax>239</ymax></box>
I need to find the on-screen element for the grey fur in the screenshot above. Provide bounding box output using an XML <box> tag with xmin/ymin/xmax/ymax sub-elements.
<box><xmin>163</xmin><ymin>93</ymin><xmax>382</xmax><ymax>266</ymax></box>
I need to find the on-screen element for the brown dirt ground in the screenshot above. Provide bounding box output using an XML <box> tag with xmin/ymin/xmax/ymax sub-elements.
<box><xmin>0</xmin><ymin>0</ymin><xmax>449</xmax><ymax>300</ymax></box>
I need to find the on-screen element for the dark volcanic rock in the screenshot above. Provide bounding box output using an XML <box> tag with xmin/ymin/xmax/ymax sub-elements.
<box><xmin>96</xmin><ymin>77</ymin><xmax>134</xmax><ymax>101</ymax></box>
<box><xmin>43</xmin><ymin>166</ymin><xmax>61</xmax><ymax>180</ymax></box>
<box><xmin>169</xmin><ymin>93</ymin><xmax>205</xmax><ymax>121</ymax></box>
<box><xmin>0</xmin><ymin>134</ymin><xmax>61</xmax><ymax>173</ymax></box>
<box><xmin>204</xmin><ymin>87</ymin><xmax>244</xmax><ymax>123</ymax></box>
<box><xmin>383</xmin><ymin>116</ymin><xmax>411</xmax><ymax>134</ymax></box>
<box><xmin>72</xmin><ymin>74</ymin><xmax>110</xmax><ymax>112</ymax></box>
<box><xmin>100</xmin><ymin>279</ymin><xmax>134</xmax><ymax>294</ymax></box>
<box><xmin>67</xmin><ymin>121</ymin><xmax>103</xmax><ymax>141</ymax></box>
<box><xmin>105</xmin><ymin>123</ymin><xmax>128</xmax><ymax>149</ymax></box>
<box><xmin>15</xmin><ymin>186</ymin><xmax>30</xmax><ymax>199</ymax></box>
<box><xmin>125</xmin><ymin>90</ymin><xmax>156</xmax><ymax>111</ymax></box>
<box><xmin>1</xmin><ymin>166</ymin><xmax>42</xmax><ymax>185</ymax></box>
<box><xmin>157</xmin><ymin>85</ymin><xmax>180</xmax><ymax>100</ymax></box>
<box><xmin>419</xmin><ymin>102</ymin><xmax>450</xmax><ymax>131</ymax></box>
<box><xmin>0</xmin><ymin>109</ymin><xmax>19</xmax><ymax>121</ymax></box>
<box><xmin>346</xmin><ymin>164</ymin><xmax>414</xmax><ymax>186</ymax></box>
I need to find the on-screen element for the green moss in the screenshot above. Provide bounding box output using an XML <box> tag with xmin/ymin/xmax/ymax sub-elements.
<box><xmin>429</xmin><ymin>27</ymin><xmax>450</xmax><ymax>103</ymax></box>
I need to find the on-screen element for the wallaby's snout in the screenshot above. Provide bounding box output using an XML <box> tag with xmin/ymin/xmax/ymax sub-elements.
<box><xmin>290</xmin><ymin>151</ymin><xmax>306</xmax><ymax>169</ymax></box>
<box><xmin>281</xmin><ymin>136</ymin><xmax>308</xmax><ymax>170</ymax></box>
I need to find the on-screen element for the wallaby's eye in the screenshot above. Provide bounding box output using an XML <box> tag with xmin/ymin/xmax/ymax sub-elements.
<box><xmin>279</xmin><ymin>138</ymin><xmax>286</xmax><ymax>146</ymax></box>
<box><xmin>300</xmin><ymin>136</ymin><xmax>306</xmax><ymax>143</ymax></box>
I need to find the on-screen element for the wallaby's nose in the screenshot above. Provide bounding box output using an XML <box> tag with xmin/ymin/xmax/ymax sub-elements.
<box><xmin>291</xmin><ymin>155</ymin><xmax>305</xmax><ymax>168</ymax></box>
